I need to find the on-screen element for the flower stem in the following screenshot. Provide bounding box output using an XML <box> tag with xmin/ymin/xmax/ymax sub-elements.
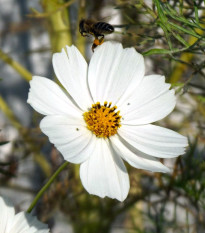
<box><xmin>41</xmin><ymin>0</ymin><xmax>72</xmax><ymax>52</ymax></box>
<box><xmin>0</xmin><ymin>96</ymin><xmax>22</xmax><ymax>129</ymax></box>
<box><xmin>27</xmin><ymin>161</ymin><xmax>69</xmax><ymax>213</ymax></box>
<box><xmin>0</xmin><ymin>49</ymin><xmax>32</xmax><ymax>82</ymax></box>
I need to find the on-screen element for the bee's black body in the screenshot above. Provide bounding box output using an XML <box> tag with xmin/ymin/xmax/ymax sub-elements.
<box><xmin>92</xmin><ymin>22</ymin><xmax>114</xmax><ymax>37</ymax></box>
<box><xmin>79</xmin><ymin>19</ymin><xmax>114</xmax><ymax>52</ymax></box>
<box><xmin>79</xmin><ymin>19</ymin><xmax>114</xmax><ymax>39</ymax></box>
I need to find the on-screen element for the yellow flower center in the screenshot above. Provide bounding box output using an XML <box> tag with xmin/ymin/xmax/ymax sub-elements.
<box><xmin>83</xmin><ymin>101</ymin><xmax>122</xmax><ymax>138</ymax></box>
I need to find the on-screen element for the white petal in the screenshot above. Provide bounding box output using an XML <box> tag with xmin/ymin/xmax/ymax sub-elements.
<box><xmin>40</xmin><ymin>115</ymin><xmax>94</xmax><ymax>164</ymax></box>
<box><xmin>119</xmin><ymin>75</ymin><xmax>176</xmax><ymax>125</ymax></box>
<box><xmin>52</xmin><ymin>45</ymin><xmax>93</xmax><ymax>111</ymax></box>
<box><xmin>88</xmin><ymin>42</ymin><xmax>145</xmax><ymax>106</ymax></box>
<box><xmin>27</xmin><ymin>76</ymin><xmax>82</xmax><ymax>117</ymax></box>
<box><xmin>0</xmin><ymin>196</ymin><xmax>15</xmax><ymax>233</ymax></box>
<box><xmin>118</xmin><ymin>124</ymin><xmax>188</xmax><ymax>158</ymax></box>
<box><xmin>80</xmin><ymin>138</ymin><xmax>129</xmax><ymax>201</ymax></box>
<box><xmin>9</xmin><ymin>212</ymin><xmax>49</xmax><ymax>233</ymax></box>
<box><xmin>110</xmin><ymin>135</ymin><xmax>170</xmax><ymax>173</ymax></box>
<box><xmin>0</xmin><ymin>197</ymin><xmax>49</xmax><ymax>233</ymax></box>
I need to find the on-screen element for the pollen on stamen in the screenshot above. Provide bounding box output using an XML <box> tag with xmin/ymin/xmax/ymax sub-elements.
<box><xmin>83</xmin><ymin>102</ymin><xmax>122</xmax><ymax>138</ymax></box>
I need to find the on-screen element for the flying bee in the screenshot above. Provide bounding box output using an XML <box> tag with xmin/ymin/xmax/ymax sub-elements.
<box><xmin>79</xmin><ymin>19</ymin><xmax>114</xmax><ymax>52</ymax></box>
<box><xmin>79</xmin><ymin>19</ymin><xmax>114</xmax><ymax>38</ymax></box>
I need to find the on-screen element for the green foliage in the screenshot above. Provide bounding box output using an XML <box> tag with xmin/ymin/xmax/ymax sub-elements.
<box><xmin>119</xmin><ymin>0</ymin><xmax>205</xmax><ymax>53</ymax></box>
<box><xmin>175</xmin><ymin>139</ymin><xmax>205</xmax><ymax>204</ymax></box>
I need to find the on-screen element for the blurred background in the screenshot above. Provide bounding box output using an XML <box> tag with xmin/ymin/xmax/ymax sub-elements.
<box><xmin>0</xmin><ymin>0</ymin><xmax>205</xmax><ymax>232</ymax></box>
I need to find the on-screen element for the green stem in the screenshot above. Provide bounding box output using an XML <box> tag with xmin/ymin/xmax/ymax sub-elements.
<box><xmin>27</xmin><ymin>161</ymin><xmax>69</xmax><ymax>213</ymax></box>
<box><xmin>41</xmin><ymin>0</ymin><xmax>72</xmax><ymax>52</ymax></box>
<box><xmin>0</xmin><ymin>49</ymin><xmax>32</xmax><ymax>82</ymax></box>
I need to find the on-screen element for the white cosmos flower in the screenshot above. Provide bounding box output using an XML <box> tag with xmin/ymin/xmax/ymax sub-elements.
<box><xmin>27</xmin><ymin>42</ymin><xmax>188</xmax><ymax>201</ymax></box>
<box><xmin>0</xmin><ymin>196</ymin><xmax>49</xmax><ymax>233</ymax></box>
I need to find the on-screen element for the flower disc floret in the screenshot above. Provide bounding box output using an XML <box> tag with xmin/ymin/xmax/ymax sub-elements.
<box><xmin>83</xmin><ymin>101</ymin><xmax>121</xmax><ymax>138</ymax></box>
